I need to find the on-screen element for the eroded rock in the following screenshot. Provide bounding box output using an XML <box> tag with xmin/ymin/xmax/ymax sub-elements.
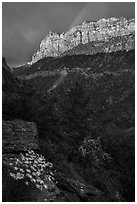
<box><xmin>31</xmin><ymin>18</ymin><xmax>135</xmax><ymax>63</ymax></box>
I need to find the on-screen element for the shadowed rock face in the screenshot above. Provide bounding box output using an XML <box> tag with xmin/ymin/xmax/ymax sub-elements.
<box><xmin>2</xmin><ymin>58</ymin><xmax>46</xmax><ymax>121</ymax></box>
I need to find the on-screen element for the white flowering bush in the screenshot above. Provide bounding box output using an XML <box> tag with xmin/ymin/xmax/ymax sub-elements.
<box><xmin>8</xmin><ymin>150</ymin><xmax>58</xmax><ymax>193</ymax></box>
<box><xmin>79</xmin><ymin>137</ymin><xmax>112</xmax><ymax>164</ymax></box>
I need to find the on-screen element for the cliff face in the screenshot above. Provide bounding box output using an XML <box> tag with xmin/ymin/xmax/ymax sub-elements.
<box><xmin>32</xmin><ymin>17</ymin><xmax>135</xmax><ymax>63</ymax></box>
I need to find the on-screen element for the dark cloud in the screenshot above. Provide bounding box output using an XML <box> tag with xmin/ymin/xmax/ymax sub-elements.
<box><xmin>2</xmin><ymin>2</ymin><xmax>135</xmax><ymax>67</ymax></box>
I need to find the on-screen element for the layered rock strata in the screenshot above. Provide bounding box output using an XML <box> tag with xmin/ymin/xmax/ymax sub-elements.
<box><xmin>32</xmin><ymin>17</ymin><xmax>135</xmax><ymax>63</ymax></box>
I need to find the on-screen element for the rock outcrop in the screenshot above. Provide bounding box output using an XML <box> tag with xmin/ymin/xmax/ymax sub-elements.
<box><xmin>32</xmin><ymin>17</ymin><xmax>135</xmax><ymax>63</ymax></box>
<box><xmin>3</xmin><ymin>120</ymin><xmax>39</xmax><ymax>153</ymax></box>
<box><xmin>2</xmin><ymin>119</ymin><xmax>61</xmax><ymax>202</ymax></box>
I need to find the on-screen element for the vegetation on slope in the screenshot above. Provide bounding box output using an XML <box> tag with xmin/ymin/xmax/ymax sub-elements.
<box><xmin>2</xmin><ymin>49</ymin><xmax>135</xmax><ymax>201</ymax></box>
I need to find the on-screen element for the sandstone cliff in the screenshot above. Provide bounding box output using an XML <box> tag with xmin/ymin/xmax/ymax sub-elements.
<box><xmin>32</xmin><ymin>17</ymin><xmax>135</xmax><ymax>63</ymax></box>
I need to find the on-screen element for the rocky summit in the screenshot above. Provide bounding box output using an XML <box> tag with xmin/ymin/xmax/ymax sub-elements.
<box><xmin>31</xmin><ymin>17</ymin><xmax>135</xmax><ymax>63</ymax></box>
<box><xmin>3</xmin><ymin>16</ymin><xmax>135</xmax><ymax>202</ymax></box>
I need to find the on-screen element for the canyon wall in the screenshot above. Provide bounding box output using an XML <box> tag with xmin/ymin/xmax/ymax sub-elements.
<box><xmin>32</xmin><ymin>17</ymin><xmax>135</xmax><ymax>63</ymax></box>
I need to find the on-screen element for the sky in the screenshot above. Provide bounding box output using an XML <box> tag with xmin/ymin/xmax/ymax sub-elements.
<box><xmin>2</xmin><ymin>2</ymin><xmax>135</xmax><ymax>67</ymax></box>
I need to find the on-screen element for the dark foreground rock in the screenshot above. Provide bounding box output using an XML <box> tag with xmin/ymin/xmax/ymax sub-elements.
<box><xmin>2</xmin><ymin>120</ymin><xmax>110</xmax><ymax>202</ymax></box>
<box><xmin>2</xmin><ymin>119</ymin><xmax>60</xmax><ymax>201</ymax></box>
<box><xmin>3</xmin><ymin>120</ymin><xmax>39</xmax><ymax>153</ymax></box>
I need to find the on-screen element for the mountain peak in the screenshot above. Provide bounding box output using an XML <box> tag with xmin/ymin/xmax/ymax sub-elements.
<box><xmin>31</xmin><ymin>17</ymin><xmax>135</xmax><ymax>64</ymax></box>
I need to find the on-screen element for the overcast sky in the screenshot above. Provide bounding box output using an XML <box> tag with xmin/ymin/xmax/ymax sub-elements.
<box><xmin>2</xmin><ymin>2</ymin><xmax>135</xmax><ymax>67</ymax></box>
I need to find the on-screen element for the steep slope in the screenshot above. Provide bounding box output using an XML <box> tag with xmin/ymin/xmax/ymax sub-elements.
<box><xmin>2</xmin><ymin>57</ymin><xmax>46</xmax><ymax>121</ymax></box>
<box><xmin>13</xmin><ymin>50</ymin><xmax>134</xmax><ymax>95</ymax></box>
<box><xmin>3</xmin><ymin>58</ymin><xmax>120</xmax><ymax>202</ymax></box>
<box><xmin>36</xmin><ymin>51</ymin><xmax>134</xmax><ymax>200</ymax></box>
<box><xmin>12</xmin><ymin>48</ymin><xmax>135</xmax><ymax>201</ymax></box>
